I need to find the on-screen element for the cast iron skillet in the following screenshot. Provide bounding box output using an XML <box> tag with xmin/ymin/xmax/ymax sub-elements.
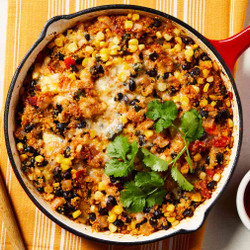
<box><xmin>4</xmin><ymin>4</ymin><xmax>250</xmax><ymax>245</ymax></box>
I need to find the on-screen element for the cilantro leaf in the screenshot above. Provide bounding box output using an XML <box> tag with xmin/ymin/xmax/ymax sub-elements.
<box><xmin>105</xmin><ymin>136</ymin><xmax>138</xmax><ymax>177</ymax></box>
<box><xmin>146</xmin><ymin>100</ymin><xmax>178</xmax><ymax>133</ymax></box>
<box><xmin>171</xmin><ymin>167</ymin><xmax>194</xmax><ymax>191</ymax></box>
<box><xmin>105</xmin><ymin>159</ymin><xmax>132</xmax><ymax>177</ymax></box>
<box><xmin>141</xmin><ymin>148</ymin><xmax>169</xmax><ymax>172</ymax></box>
<box><xmin>181</xmin><ymin>109</ymin><xmax>204</xmax><ymax>142</ymax></box>
<box><xmin>120</xmin><ymin>182</ymin><xmax>146</xmax><ymax>213</ymax></box>
<box><xmin>121</xmin><ymin>172</ymin><xmax>166</xmax><ymax>212</ymax></box>
<box><xmin>106</xmin><ymin>135</ymin><xmax>130</xmax><ymax>161</ymax></box>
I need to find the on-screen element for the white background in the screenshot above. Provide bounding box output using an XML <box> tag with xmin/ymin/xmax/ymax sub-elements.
<box><xmin>0</xmin><ymin>0</ymin><xmax>249</xmax><ymax>249</ymax></box>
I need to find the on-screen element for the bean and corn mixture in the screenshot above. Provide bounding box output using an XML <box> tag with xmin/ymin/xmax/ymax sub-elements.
<box><xmin>15</xmin><ymin>13</ymin><xmax>234</xmax><ymax>235</ymax></box>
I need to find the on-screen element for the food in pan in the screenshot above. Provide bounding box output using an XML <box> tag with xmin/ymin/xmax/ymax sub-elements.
<box><xmin>14</xmin><ymin>13</ymin><xmax>234</xmax><ymax>235</ymax></box>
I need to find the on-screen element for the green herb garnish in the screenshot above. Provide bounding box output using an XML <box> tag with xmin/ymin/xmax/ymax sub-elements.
<box><xmin>120</xmin><ymin>172</ymin><xmax>166</xmax><ymax>213</ymax></box>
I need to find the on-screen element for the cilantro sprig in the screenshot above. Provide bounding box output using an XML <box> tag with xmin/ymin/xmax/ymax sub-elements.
<box><xmin>120</xmin><ymin>172</ymin><xmax>166</xmax><ymax>213</ymax></box>
<box><xmin>104</xmin><ymin>136</ymin><xmax>138</xmax><ymax>177</ymax></box>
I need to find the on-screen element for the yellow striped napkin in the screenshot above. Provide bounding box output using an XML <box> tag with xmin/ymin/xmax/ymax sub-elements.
<box><xmin>0</xmin><ymin>0</ymin><xmax>247</xmax><ymax>249</ymax></box>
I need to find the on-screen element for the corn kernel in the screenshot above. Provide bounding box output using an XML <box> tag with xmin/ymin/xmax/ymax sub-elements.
<box><xmin>166</xmin><ymin>204</ymin><xmax>175</xmax><ymax>212</ymax></box>
<box><xmin>191</xmin><ymin>193</ymin><xmax>202</xmax><ymax>202</ymax></box>
<box><xmin>118</xmin><ymin>72</ymin><xmax>128</xmax><ymax>82</ymax></box>
<box><xmin>173</xmin><ymin>28</ymin><xmax>181</xmax><ymax>36</ymax></box>
<box><xmin>202</xmin><ymin>69</ymin><xmax>210</xmax><ymax>78</ymax></box>
<box><xmin>128</xmin><ymin>45</ymin><xmax>138</xmax><ymax>53</ymax></box>
<box><xmin>20</xmin><ymin>154</ymin><xmax>28</xmax><ymax>162</ymax></box>
<box><xmin>174</xmin><ymin>71</ymin><xmax>181</xmax><ymax>79</ymax></box>
<box><xmin>54</xmin><ymin>34</ymin><xmax>64</xmax><ymax>47</ymax></box>
<box><xmin>193</xmin><ymin>153</ymin><xmax>202</xmax><ymax>162</ymax></box>
<box><xmin>163</xmin><ymin>33</ymin><xmax>172</xmax><ymax>41</ymax></box>
<box><xmin>174</xmin><ymin>44</ymin><xmax>181</xmax><ymax>52</ymax></box>
<box><xmin>32</xmin><ymin>71</ymin><xmax>39</xmax><ymax>80</ymax></box>
<box><xmin>94</xmin><ymin>191</ymin><xmax>103</xmax><ymax>200</ymax></box>
<box><xmin>67</xmin><ymin>42</ymin><xmax>78</xmax><ymax>53</ymax></box>
<box><xmin>203</xmin><ymin>83</ymin><xmax>210</xmax><ymax>93</ymax></box>
<box><xmin>113</xmin><ymin>36</ymin><xmax>120</xmax><ymax>45</ymax></box>
<box><xmin>121</xmin><ymin>115</ymin><xmax>128</xmax><ymax>124</ymax></box>
<box><xmin>209</xmin><ymin>95</ymin><xmax>217</xmax><ymax>100</ymax></box>
<box><xmin>69</xmin><ymin>73</ymin><xmax>76</xmax><ymax>80</ymax></box>
<box><xmin>125</xmin><ymin>20</ymin><xmax>133</xmax><ymax>29</ymax></box>
<box><xmin>108</xmin><ymin>213</ymin><xmax>117</xmax><ymax>223</ymax></box>
<box><xmin>100</xmin><ymin>48</ymin><xmax>110</xmax><ymax>62</ymax></box>
<box><xmin>210</xmin><ymin>101</ymin><xmax>217</xmax><ymax>107</ymax></box>
<box><xmin>207</xmin><ymin>76</ymin><xmax>214</xmax><ymax>82</ymax></box>
<box><xmin>113</xmin><ymin>205</ymin><xmax>123</xmax><ymax>215</ymax></box>
<box><xmin>213</xmin><ymin>61</ymin><xmax>220</xmax><ymax>71</ymax></box>
<box><xmin>156</xmin><ymin>31</ymin><xmax>162</xmax><ymax>38</ymax></box>
<box><xmin>157</xmin><ymin>82</ymin><xmax>167</xmax><ymax>92</ymax></box>
<box><xmin>127</xmin><ymin>13</ymin><xmax>132</xmax><ymax>19</ymax></box>
<box><xmin>96</xmin><ymin>31</ymin><xmax>105</xmax><ymax>41</ymax></box>
<box><xmin>71</xmin><ymin>169</ymin><xmax>77</xmax><ymax>179</ymax></box>
<box><xmin>199</xmin><ymin>172</ymin><xmax>206</xmax><ymax>180</ymax></box>
<box><xmin>85</xmin><ymin>46</ymin><xmax>94</xmax><ymax>55</ymax></box>
<box><xmin>61</xmin><ymin>158</ymin><xmax>72</xmax><ymax>166</ymax></box>
<box><xmin>180</xmin><ymin>96</ymin><xmax>190</xmax><ymax>107</ymax></box>
<box><xmin>181</xmin><ymin>164</ymin><xmax>189</xmax><ymax>174</ymax></box>
<box><xmin>213</xmin><ymin>173</ymin><xmax>221</xmax><ymax>182</ymax></box>
<box><xmin>172</xmin><ymin>95</ymin><xmax>180</xmax><ymax>103</ymax></box>
<box><xmin>164</xmin><ymin>212</ymin><xmax>170</xmax><ymax>217</ymax></box>
<box><xmin>197</xmin><ymin>77</ymin><xmax>205</xmax><ymax>84</ymax></box>
<box><xmin>82</xmin><ymin>58</ymin><xmax>89</xmax><ymax>67</ymax></box>
<box><xmin>167</xmin><ymin>217</ymin><xmax>176</xmax><ymax>223</ymax></box>
<box><xmin>109</xmin><ymin>224</ymin><xmax>117</xmax><ymax>233</ymax></box>
<box><xmin>90</xmin><ymin>130</ymin><xmax>96</xmax><ymax>138</ymax></box>
<box><xmin>192</xmin><ymin>85</ymin><xmax>200</xmax><ymax>93</ymax></box>
<box><xmin>17</xmin><ymin>142</ymin><xmax>24</xmax><ymax>152</ymax></box>
<box><xmin>53</xmin><ymin>182</ymin><xmax>60</xmax><ymax>188</ymax></box>
<box><xmin>55</xmin><ymin>154</ymin><xmax>64</xmax><ymax>164</ymax></box>
<box><xmin>200</xmin><ymin>99</ymin><xmax>208</xmax><ymax>107</ymax></box>
<box><xmin>99</xmin><ymin>41</ymin><xmax>106</xmax><ymax>47</ymax></box>
<box><xmin>163</xmin><ymin>42</ymin><xmax>172</xmax><ymax>49</ymax></box>
<box><xmin>175</xmin><ymin>37</ymin><xmax>182</xmax><ymax>45</ymax></box>
<box><xmin>72</xmin><ymin>210</ymin><xmax>82</xmax><ymax>219</ymax></box>
<box><xmin>228</xmin><ymin>118</ymin><xmax>233</xmax><ymax>128</ymax></box>
<box><xmin>172</xmin><ymin>220</ymin><xmax>180</xmax><ymax>227</ymax></box>
<box><xmin>185</xmin><ymin>48</ymin><xmax>194</xmax><ymax>62</ymax></box>
<box><xmin>61</xmin><ymin>164</ymin><xmax>70</xmax><ymax>171</ymax></box>
<box><xmin>226</xmin><ymin>100</ymin><xmax>231</xmax><ymax>107</ymax></box>
<box><xmin>138</xmin><ymin>44</ymin><xmax>145</xmax><ymax>50</ymax></box>
<box><xmin>132</xmin><ymin>13</ymin><xmax>140</xmax><ymax>21</ymax></box>
<box><xmin>144</xmin><ymin>130</ymin><xmax>154</xmax><ymax>138</ymax></box>
<box><xmin>131</xmin><ymin>221</ymin><xmax>137</xmax><ymax>230</ymax></box>
<box><xmin>35</xmin><ymin>155</ymin><xmax>44</xmax><ymax>163</ymax></box>
<box><xmin>44</xmin><ymin>186</ymin><xmax>53</xmax><ymax>194</ymax></box>
<box><xmin>128</xmin><ymin>38</ymin><xmax>139</xmax><ymax>46</ymax></box>
<box><xmin>98</xmin><ymin>182</ymin><xmax>105</xmax><ymax>191</ymax></box>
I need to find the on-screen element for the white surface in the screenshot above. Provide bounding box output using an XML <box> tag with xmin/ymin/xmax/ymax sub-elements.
<box><xmin>202</xmin><ymin>2</ymin><xmax>250</xmax><ymax>250</ymax></box>
<box><xmin>236</xmin><ymin>170</ymin><xmax>250</xmax><ymax>231</ymax></box>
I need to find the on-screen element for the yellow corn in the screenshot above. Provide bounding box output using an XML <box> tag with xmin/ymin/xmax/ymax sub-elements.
<box><xmin>228</xmin><ymin>118</ymin><xmax>233</xmax><ymax>128</ymax></box>
<box><xmin>61</xmin><ymin>158</ymin><xmax>72</xmax><ymax>166</ymax></box>
<box><xmin>207</xmin><ymin>76</ymin><xmax>214</xmax><ymax>82</ymax></box>
<box><xmin>118</xmin><ymin>72</ymin><xmax>128</xmax><ymax>82</ymax></box>
<box><xmin>20</xmin><ymin>154</ymin><xmax>28</xmax><ymax>162</ymax></box>
<box><xmin>125</xmin><ymin>20</ymin><xmax>133</xmax><ymax>29</ymax></box>
<box><xmin>193</xmin><ymin>153</ymin><xmax>202</xmax><ymax>162</ymax></box>
<box><xmin>67</xmin><ymin>42</ymin><xmax>78</xmax><ymax>53</ymax></box>
<box><xmin>113</xmin><ymin>205</ymin><xmax>123</xmax><ymax>215</ymax></box>
<box><xmin>180</xmin><ymin>96</ymin><xmax>190</xmax><ymax>107</ymax></box>
<box><xmin>100</xmin><ymin>48</ymin><xmax>110</xmax><ymax>62</ymax></box>
<box><xmin>71</xmin><ymin>169</ymin><xmax>77</xmax><ymax>179</ymax></box>
<box><xmin>173</xmin><ymin>28</ymin><xmax>181</xmax><ymax>36</ymax></box>
<box><xmin>185</xmin><ymin>48</ymin><xmax>194</xmax><ymax>62</ymax></box>
<box><xmin>132</xmin><ymin>13</ymin><xmax>140</xmax><ymax>21</ymax></box>
<box><xmin>200</xmin><ymin>99</ymin><xmax>208</xmax><ymax>107</ymax></box>
<box><xmin>61</xmin><ymin>164</ymin><xmax>70</xmax><ymax>171</ymax></box>
<box><xmin>109</xmin><ymin>224</ymin><xmax>117</xmax><ymax>233</ymax></box>
<box><xmin>35</xmin><ymin>155</ymin><xmax>44</xmax><ymax>163</ymax></box>
<box><xmin>163</xmin><ymin>33</ymin><xmax>172</xmax><ymax>41</ymax></box>
<box><xmin>156</xmin><ymin>31</ymin><xmax>162</xmax><ymax>38</ymax></box>
<box><xmin>72</xmin><ymin>210</ymin><xmax>82</xmax><ymax>219</ymax></box>
<box><xmin>174</xmin><ymin>44</ymin><xmax>181</xmax><ymax>52</ymax></box>
<box><xmin>191</xmin><ymin>193</ymin><xmax>202</xmax><ymax>202</ymax></box>
<box><xmin>210</xmin><ymin>101</ymin><xmax>217</xmax><ymax>107</ymax></box>
<box><xmin>54</xmin><ymin>34</ymin><xmax>64</xmax><ymax>47</ymax></box>
<box><xmin>167</xmin><ymin>217</ymin><xmax>176</xmax><ymax>223</ymax></box>
<box><xmin>94</xmin><ymin>191</ymin><xmax>104</xmax><ymax>200</ymax></box>
<box><xmin>96</xmin><ymin>31</ymin><xmax>105</xmax><ymax>41</ymax></box>
<box><xmin>144</xmin><ymin>130</ymin><xmax>154</xmax><ymax>138</ymax></box>
<box><xmin>113</xmin><ymin>36</ymin><xmax>120</xmax><ymax>45</ymax></box>
<box><xmin>175</xmin><ymin>37</ymin><xmax>182</xmax><ymax>45</ymax></box>
<box><xmin>226</xmin><ymin>100</ymin><xmax>231</xmax><ymax>107</ymax></box>
<box><xmin>108</xmin><ymin>213</ymin><xmax>117</xmax><ymax>223</ymax></box>
<box><xmin>192</xmin><ymin>85</ymin><xmax>200</xmax><ymax>93</ymax></box>
<box><xmin>203</xmin><ymin>83</ymin><xmax>210</xmax><ymax>93</ymax></box>
<box><xmin>163</xmin><ymin>42</ymin><xmax>172</xmax><ymax>49</ymax></box>
<box><xmin>131</xmin><ymin>221</ymin><xmax>137</xmax><ymax>230</ymax></box>
<box><xmin>157</xmin><ymin>82</ymin><xmax>167</xmax><ymax>92</ymax></box>
<box><xmin>181</xmin><ymin>164</ymin><xmax>189</xmax><ymax>174</ymax></box>
<box><xmin>53</xmin><ymin>182</ymin><xmax>60</xmax><ymax>188</ymax></box>
<box><xmin>90</xmin><ymin>130</ymin><xmax>96</xmax><ymax>138</ymax></box>
<box><xmin>17</xmin><ymin>142</ymin><xmax>24</xmax><ymax>152</ymax></box>
<box><xmin>128</xmin><ymin>45</ymin><xmax>138</xmax><ymax>53</ymax></box>
<box><xmin>85</xmin><ymin>46</ymin><xmax>94</xmax><ymax>55</ymax></box>
<box><xmin>166</xmin><ymin>204</ymin><xmax>175</xmax><ymax>212</ymax></box>
<box><xmin>197</xmin><ymin>77</ymin><xmax>205</xmax><ymax>84</ymax></box>
<box><xmin>69</xmin><ymin>73</ymin><xmax>76</xmax><ymax>80</ymax></box>
<box><xmin>172</xmin><ymin>95</ymin><xmax>180</xmax><ymax>103</ymax></box>
<box><xmin>98</xmin><ymin>182</ymin><xmax>105</xmax><ymax>191</ymax></box>
<box><xmin>82</xmin><ymin>58</ymin><xmax>89</xmax><ymax>67</ymax></box>
<box><xmin>55</xmin><ymin>154</ymin><xmax>64</xmax><ymax>164</ymax></box>
<box><xmin>202</xmin><ymin>69</ymin><xmax>210</xmax><ymax>78</ymax></box>
<box><xmin>199</xmin><ymin>172</ymin><xmax>206</xmax><ymax>180</ymax></box>
<box><xmin>174</xmin><ymin>71</ymin><xmax>181</xmax><ymax>79</ymax></box>
<box><xmin>44</xmin><ymin>185</ymin><xmax>53</xmax><ymax>194</ymax></box>
<box><xmin>213</xmin><ymin>173</ymin><xmax>221</xmax><ymax>182</ymax></box>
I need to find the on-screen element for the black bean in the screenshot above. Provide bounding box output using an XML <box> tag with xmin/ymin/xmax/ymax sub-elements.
<box><xmin>24</xmin><ymin>146</ymin><xmax>36</xmax><ymax>154</ymax></box>
<box><xmin>182</xmin><ymin>62</ymin><xmax>191</xmax><ymax>70</ymax></box>
<box><xmin>106</xmin><ymin>195</ymin><xmax>117</xmax><ymax>210</ymax></box>
<box><xmin>183</xmin><ymin>208</ymin><xmax>193</xmax><ymax>217</ymax></box>
<box><xmin>199</xmin><ymin>131</ymin><xmax>208</xmax><ymax>141</ymax></box>
<box><xmin>54</xmin><ymin>188</ymin><xmax>63</xmax><ymax>197</ymax></box>
<box><xmin>122</xmin><ymin>95</ymin><xmax>129</xmax><ymax>103</ymax></box>
<box><xmin>77</xmin><ymin>120</ymin><xmax>87</xmax><ymax>129</ymax></box>
<box><xmin>182</xmin><ymin>37</ymin><xmax>194</xmax><ymax>45</ymax></box>
<box><xmin>190</xmin><ymin>67</ymin><xmax>200</xmax><ymax>76</ymax></box>
<box><xmin>149</xmin><ymin>217</ymin><xmax>157</xmax><ymax>228</ymax></box>
<box><xmin>200</xmin><ymin>53</ymin><xmax>210</xmax><ymax>61</ymax></box>
<box><xmin>207</xmin><ymin>181</ymin><xmax>217</xmax><ymax>190</ymax></box>
<box><xmin>56</xmin><ymin>52</ymin><xmax>65</xmax><ymax>61</ymax></box>
<box><xmin>139</xmin><ymin>134</ymin><xmax>146</xmax><ymax>146</ymax></box>
<box><xmin>56</xmin><ymin>122</ymin><xmax>68</xmax><ymax>134</ymax></box>
<box><xmin>109</xmin><ymin>175</ymin><xmax>118</xmax><ymax>183</ymax></box>
<box><xmin>56</xmin><ymin>206</ymin><xmax>65</xmax><ymax>214</ymax></box>
<box><xmin>215</xmin><ymin>109</ymin><xmax>230</xmax><ymax>124</ymax></box>
<box><xmin>126</xmin><ymin>217</ymin><xmax>132</xmax><ymax>223</ymax></box>
<box><xmin>156</xmin><ymin>147</ymin><xmax>165</xmax><ymax>154</ymax></box>
<box><xmin>134</xmin><ymin>105</ymin><xmax>142</xmax><ymax>112</ymax></box>
<box><xmin>139</xmin><ymin>52</ymin><xmax>143</xmax><ymax>60</ymax></box>
<box><xmin>221</xmin><ymin>109</ymin><xmax>230</xmax><ymax>119</ymax></box>
<box><xmin>75</xmin><ymin>57</ymin><xmax>83</xmax><ymax>64</ymax></box>
<box><xmin>74</xmin><ymin>89</ymin><xmax>86</xmax><ymax>100</ymax></box>
<box><xmin>143</xmin><ymin>207</ymin><xmax>151</xmax><ymax>213</ymax></box>
<box><xmin>132</xmin><ymin>62</ymin><xmax>142</xmax><ymax>72</ymax></box>
<box><xmin>171</xmin><ymin>152</ymin><xmax>177</xmax><ymax>159</ymax></box>
<box><xmin>37</xmin><ymin>187</ymin><xmax>44</xmax><ymax>193</ymax></box>
<box><xmin>153</xmin><ymin>209</ymin><xmax>162</xmax><ymax>219</ymax></box>
<box><xmin>162</xmin><ymin>222</ymin><xmax>171</xmax><ymax>230</ymax></box>
<box><xmin>195</xmin><ymin>101</ymin><xmax>200</xmax><ymax>107</ymax></box>
<box><xmin>146</xmin><ymin>68</ymin><xmax>157</xmax><ymax>77</ymax></box>
<box><xmin>89</xmin><ymin>63</ymin><xmax>104</xmax><ymax>78</ymax></box>
<box><xmin>206</xmin><ymin>155</ymin><xmax>210</xmax><ymax>165</ymax></box>
<box><xmin>64</xmin><ymin>146</ymin><xmax>71</xmax><ymax>158</ymax></box>
<box><xmin>89</xmin><ymin>213</ymin><xmax>96</xmax><ymax>222</ymax></box>
<box><xmin>163</xmin><ymin>72</ymin><xmax>170</xmax><ymax>80</ymax></box>
<box><xmin>170</xmin><ymin>86</ymin><xmax>177</xmax><ymax>95</ymax></box>
<box><xmin>200</xmin><ymin>109</ymin><xmax>208</xmax><ymax>118</ymax></box>
<box><xmin>149</xmin><ymin>51</ymin><xmax>159</xmax><ymax>61</ymax></box>
<box><xmin>53</xmin><ymin>166</ymin><xmax>62</xmax><ymax>181</ymax></box>
<box><xmin>128</xmin><ymin>78</ymin><xmax>136</xmax><ymax>91</ymax></box>
<box><xmin>220</xmin><ymin>85</ymin><xmax>227</xmax><ymax>96</ymax></box>
<box><xmin>84</xmin><ymin>33</ymin><xmax>90</xmax><ymax>41</ymax></box>
<box><xmin>30</xmin><ymin>80</ymin><xmax>37</xmax><ymax>88</ymax></box>
<box><xmin>216</xmin><ymin>152</ymin><xmax>224</xmax><ymax>164</ymax></box>
<box><xmin>136</xmin><ymin>218</ymin><xmax>147</xmax><ymax>228</ymax></box>
<box><xmin>153</xmin><ymin>18</ymin><xmax>161</xmax><ymax>27</ymax></box>
<box><xmin>99</xmin><ymin>207</ymin><xmax>108</xmax><ymax>215</ymax></box>
<box><xmin>25</xmin><ymin>124</ymin><xmax>34</xmax><ymax>133</ymax></box>
<box><xmin>63</xmin><ymin>171</ymin><xmax>72</xmax><ymax>180</ymax></box>
<box><xmin>70</xmin><ymin>64</ymin><xmax>78</xmax><ymax>72</ymax></box>
<box><xmin>114</xmin><ymin>92</ymin><xmax>123</xmax><ymax>101</ymax></box>
<box><xmin>130</xmin><ymin>99</ymin><xmax>140</xmax><ymax>106</ymax></box>
<box><xmin>113</xmin><ymin>219</ymin><xmax>124</xmax><ymax>227</ymax></box>
<box><xmin>63</xmin><ymin>191</ymin><xmax>73</xmax><ymax>200</ymax></box>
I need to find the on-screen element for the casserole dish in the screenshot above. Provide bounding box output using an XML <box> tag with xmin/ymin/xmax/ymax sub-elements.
<box><xmin>4</xmin><ymin>4</ymin><xmax>250</xmax><ymax>244</ymax></box>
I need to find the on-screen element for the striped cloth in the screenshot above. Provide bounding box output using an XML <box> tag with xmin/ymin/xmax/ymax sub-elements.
<box><xmin>0</xmin><ymin>0</ymin><xmax>247</xmax><ymax>249</ymax></box>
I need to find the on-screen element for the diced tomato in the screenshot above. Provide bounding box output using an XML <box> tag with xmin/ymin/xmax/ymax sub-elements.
<box><xmin>189</xmin><ymin>140</ymin><xmax>206</xmax><ymax>152</ymax></box>
<box><xmin>213</xmin><ymin>136</ymin><xmax>229</xmax><ymax>147</ymax></box>
<box><xmin>205</xmin><ymin>122</ymin><xmax>217</xmax><ymax>135</ymax></box>
<box><xmin>228</xmin><ymin>91</ymin><xmax>233</xmax><ymax>100</ymax></box>
<box><xmin>201</xmin><ymin>188</ymin><xmax>211</xmax><ymax>199</ymax></box>
<box><xmin>206</xmin><ymin>169</ymin><xmax>215</xmax><ymax>178</ymax></box>
<box><xmin>26</xmin><ymin>96</ymin><xmax>38</xmax><ymax>107</ymax></box>
<box><xmin>64</xmin><ymin>56</ymin><xmax>75</xmax><ymax>69</ymax></box>
<box><xmin>75</xmin><ymin>170</ymin><xmax>86</xmax><ymax>180</ymax></box>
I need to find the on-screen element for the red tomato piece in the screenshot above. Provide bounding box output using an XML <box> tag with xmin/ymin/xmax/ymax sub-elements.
<box><xmin>206</xmin><ymin>169</ymin><xmax>215</xmax><ymax>178</ymax></box>
<box><xmin>205</xmin><ymin>122</ymin><xmax>217</xmax><ymax>135</ymax></box>
<box><xmin>64</xmin><ymin>56</ymin><xmax>76</xmax><ymax>69</ymax></box>
<box><xmin>189</xmin><ymin>140</ymin><xmax>206</xmax><ymax>152</ymax></box>
<box><xmin>213</xmin><ymin>136</ymin><xmax>229</xmax><ymax>147</ymax></box>
<box><xmin>228</xmin><ymin>91</ymin><xmax>233</xmax><ymax>100</ymax></box>
<box><xmin>75</xmin><ymin>170</ymin><xmax>86</xmax><ymax>180</ymax></box>
<box><xmin>26</xmin><ymin>96</ymin><xmax>38</xmax><ymax>107</ymax></box>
